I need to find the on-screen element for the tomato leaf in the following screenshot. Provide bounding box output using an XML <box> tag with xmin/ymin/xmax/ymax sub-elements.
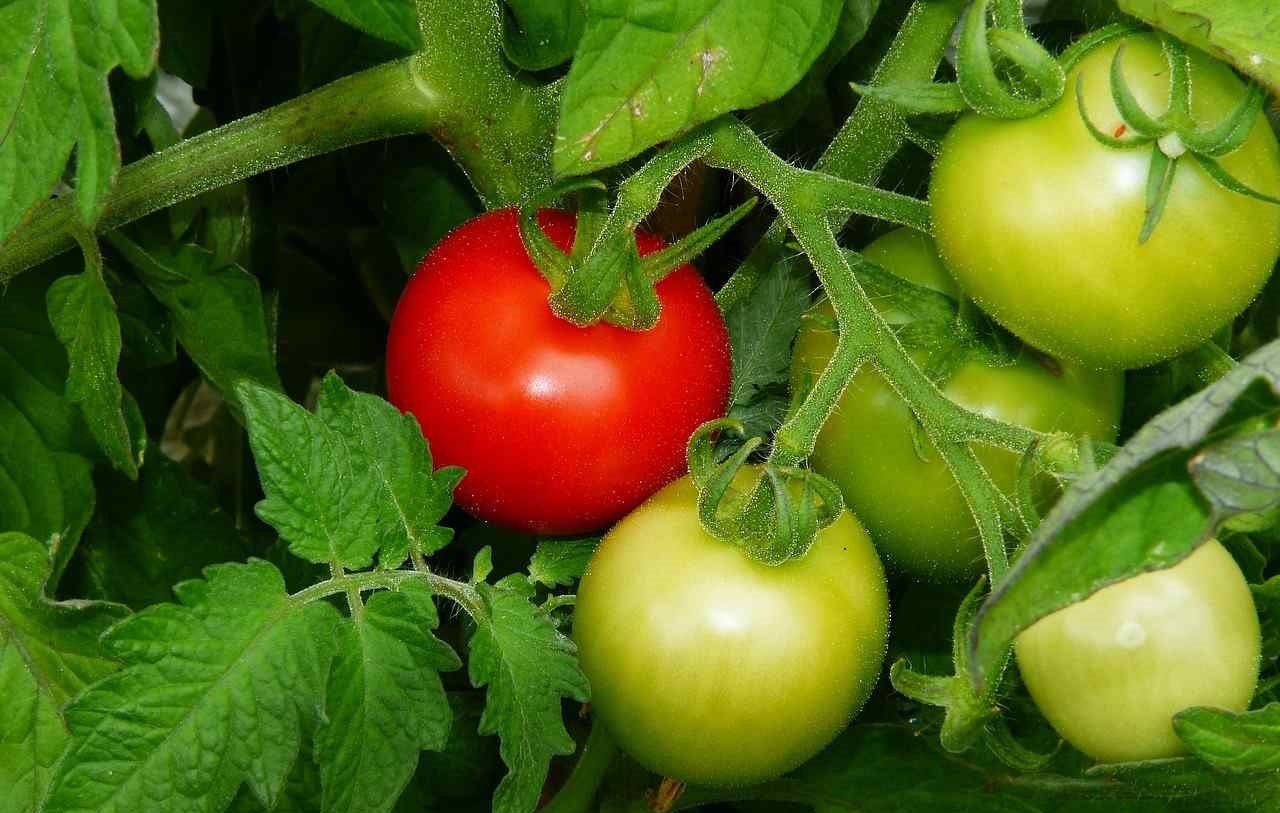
<box><xmin>107</xmin><ymin>233</ymin><xmax>283</xmax><ymax>407</ymax></box>
<box><xmin>305</xmin><ymin>0</ymin><xmax>421</xmax><ymax>50</ymax></box>
<box><xmin>315</xmin><ymin>580</ymin><xmax>461</xmax><ymax>813</ymax></box>
<box><xmin>1174</xmin><ymin>704</ymin><xmax>1280</xmax><ymax>773</ymax></box>
<box><xmin>725</xmin><ymin>255</ymin><xmax>812</xmax><ymax>440</ymax></box>
<box><xmin>1189</xmin><ymin>429</ymin><xmax>1280</xmax><ymax>534</ymax></box>
<box><xmin>0</xmin><ymin>0</ymin><xmax>158</xmax><ymax>243</ymax></box>
<box><xmin>42</xmin><ymin>559</ymin><xmax>339</xmax><ymax>813</ymax></box>
<box><xmin>503</xmin><ymin>0</ymin><xmax>587</xmax><ymax>71</ymax></box>
<box><xmin>1116</xmin><ymin>0</ymin><xmax>1280</xmax><ymax>95</ymax></box>
<box><xmin>0</xmin><ymin>532</ymin><xmax>127</xmax><ymax>813</ymax></box>
<box><xmin>468</xmin><ymin>574</ymin><xmax>590</xmax><ymax>813</ymax></box>
<box><xmin>239</xmin><ymin>382</ymin><xmax>387</xmax><ymax>569</ymax></box>
<box><xmin>971</xmin><ymin>340</ymin><xmax>1280</xmax><ymax>689</ymax></box>
<box><xmin>528</xmin><ymin>537</ymin><xmax>599</xmax><ymax>588</ymax></box>
<box><xmin>314</xmin><ymin>373</ymin><xmax>463</xmax><ymax>565</ymax></box>
<box><xmin>47</xmin><ymin>256</ymin><xmax>143</xmax><ymax>480</ymax></box>
<box><xmin>554</xmin><ymin>0</ymin><xmax>844</xmax><ymax>176</ymax></box>
<box><xmin>63</xmin><ymin>456</ymin><xmax>249</xmax><ymax>610</ymax></box>
<box><xmin>0</xmin><ymin>265</ymin><xmax>100</xmax><ymax>581</ymax></box>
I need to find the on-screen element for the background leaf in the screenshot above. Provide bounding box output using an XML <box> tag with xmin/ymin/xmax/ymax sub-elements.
<box><xmin>0</xmin><ymin>0</ymin><xmax>158</xmax><ymax>240</ymax></box>
<box><xmin>305</xmin><ymin>0</ymin><xmax>421</xmax><ymax>51</ymax></box>
<box><xmin>1117</xmin><ymin>1</ymin><xmax>1280</xmax><ymax>95</ymax></box>
<box><xmin>47</xmin><ymin>261</ymin><xmax>140</xmax><ymax>479</ymax></box>
<box><xmin>1175</xmin><ymin>704</ymin><xmax>1280</xmax><ymax>773</ymax></box>
<box><xmin>555</xmin><ymin>0</ymin><xmax>844</xmax><ymax>175</ymax></box>
<box><xmin>108</xmin><ymin>233</ymin><xmax>282</xmax><ymax>406</ymax></box>
<box><xmin>43</xmin><ymin>559</ymin><xmax>339</xmax><ymax>813</ymax></box>
<box><xmin>0</xmin><ymin>265</ymin><xmax>100</xmax><ymax>580</ymax></box>
<box><xmin>0</xmin><ymin>532</ymin><xmax>127</xmax><ymax>813</ymax></box>
<box><xmin>62</xmin><ymin>455</ymin><xmax>249</xmax><ymax>609</ymax></box>
<box><xmin>724</xmin><ymin>255</ymin><xmax>812</xmax><ymax>440</ymax></box>
<box><xmin>503</xmin><ymin>0</ymin><xmax>586</xmax><ymax>71</ymax></box>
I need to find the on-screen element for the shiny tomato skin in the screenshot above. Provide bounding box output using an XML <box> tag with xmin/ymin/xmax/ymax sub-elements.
<box><xmin>930</xmin><ymin>34</ymin><xmax>1280</xmax><ymax>370</ymax></box>
<box><xmin>1015</xmin><ymin>540</ymin><xmax>1260</xmax><ymax>763</ymax></box>
<box><xmin>386</xmin><ymin>209</ymin><xmax>731</xmax><ymax>535</ymax></box>
<box><xmin>791</xmin><ymin>229</ymin><xmax>1124</xmax><ymax>579</ymax></box>
<box><xmin>573</xmin><ymin>471</ymin><xmax>890</xmax><ymax>786</ymax></box>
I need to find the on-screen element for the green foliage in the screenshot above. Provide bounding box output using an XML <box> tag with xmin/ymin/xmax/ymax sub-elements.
<box><xmin>555</xmin><ymin>0</ymin><xmax>844</xmax><ymax>175</ymax></box>
<box><xmin>0</xmin><ymin>533</ymin><xmax>126</xmax><ymax>813</ymax></box>
<box><xmin>528</xmin><ymin>537</ymin><xmax>599</xmax><ymax>588</ymax></box>
<box><xmin>972</xmin><ymin>343</ymin><xmax>1280</xmax><ymax>685</ymax></box>
<box><xmin>0</xmin><ymin>266</ymin><xmax>100</xmax><ymax>578</ymax></box>
<box><xmin>724</xmin><ymin>257</ymin><xmax>812</xmax><ymax>442</ymax></box>
<box><xmin>306</xmin><ymin>0</ymin><xmax>422</xmax><ymax>50</ymax></box>
<box><xmin>47</xmin><ymin>259</ymin><xmax>142</xmax><ymax>479</ymax></box>
<box><xmin>63</xmin><ymin>456</ymin><xmax>248</xmax><ymax>609</ymax></box>
<box><xmin>42</xmin><ymin>559</ymin><xmax>339</xmax><ymax>813</ymax></box>
<box><xmin>503</xmin><ymin>0</ymin><xmax>586</xmax><ymax>71</ymax></box>
<box><xmin>1118</xmin><ymin>0</ymin><xmax>1280</xmax><ymax>94</ymax></box>
<box><xmin>468</xmin><ymin>575</ymin><xmax>591</xmax><ymax>812</ymax></box>
<box><xmin>316</xmin><ymin>581</ymin><xmax>461</xmax><ymax>813</ymax></box>
<box><xmin>1</xmin><ymin>1</ymin><xmax>1280</xmax><ymax>811</ymax></box>
<box><xmin>0</xmin><ymin>0</ymin><xmax>158</xmax><ymax>242</ymax></box>
<box><xmin>108</xmin><ymin>233</ymin><xmax>282</xmax><ymax>405</ymax></box>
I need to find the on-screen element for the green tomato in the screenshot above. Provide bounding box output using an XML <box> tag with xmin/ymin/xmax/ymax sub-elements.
<box><xmin>1016</xmin><ymin>540</ymin><xmax>1260</xmax><ymax>763</ymax></box>
<box><xmin>791</xmin><ymin>229</ymin><xmax>1123</xmax><ymax>580</ymax></box>
<box><xmin>573</xmin><ymin>471</ymin><xmax>889</xmax><ymax>786</ymax></box>
<box><xmin>930</xmin><ymin>33</ymin><xmax>1280</xmax><ymax>370</ymax></box>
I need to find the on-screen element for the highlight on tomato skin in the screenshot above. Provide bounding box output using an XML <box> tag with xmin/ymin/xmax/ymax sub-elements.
<box><xmin>572</xmin><ymin>470</ymin><xmax>891</xmax><ymax>788</ymax></box>
<box><xmin>385</xmin><ymin>208</ymin><xmax>732</xmax><ymax>536</ymax></box>
<box><xmin>1015</xmin><ymin>539</ymin><xmax>1261</xmax><ymax>764</ymax></box>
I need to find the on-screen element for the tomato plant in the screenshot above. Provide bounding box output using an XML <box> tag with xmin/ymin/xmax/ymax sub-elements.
<box><xmin>386</xmin><ymin>208</ymin><xmax>730</xmax><ymax>534</ymax></box>
<box><xmin>792</xmin><ymin>229</ymin><xmax>1124</xmax><ymax>578</ymax></box>
<box><xmin>573</xmin><ymin>471</ymin><xmax>889</xmax><ymax>786</ymax></box>
<box><xmin>5</xmin><ymin>3</ymin><xmax>1280</xmax><ymax>813</ymax></box>
<box><xmin>1015</xmin><ymin>540</ymin><xmax>1261</xmax><ymax>763</ymax></box>
<box><xmin>931</xmin><ymin>33</ymin><xmax>1280</xmax><ymax>370</ymax></box>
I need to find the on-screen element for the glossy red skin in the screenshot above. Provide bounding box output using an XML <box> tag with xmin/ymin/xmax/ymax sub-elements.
<box><xmin>386</xmin><ymin>209</ymin><xmax>731</xmax><ymax>535</ymax></box>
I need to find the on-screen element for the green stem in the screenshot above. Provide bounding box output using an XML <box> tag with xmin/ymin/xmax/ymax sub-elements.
<box><xmin>2</xmin><ymin>59</ymin><xmax>431</xmax><ymax>281</ymax></box>
<box><xmin>540</xmin><ymin>722</ymin><xmax>619</xmax><ymax>813</ymax></box>
<box><xmin>714</xmin><ymin>0</ymin><xmax>968</xmax><ymax>312</ymax></box>
<box><xmin>290</xmin><ymin>567</ymin><xmax>484</xmax><ymax>620</ymax></box>
<box><xmin>0</xmin><ymin>0</ymin><xmax>556</xmax><ymax>282</ymax></box>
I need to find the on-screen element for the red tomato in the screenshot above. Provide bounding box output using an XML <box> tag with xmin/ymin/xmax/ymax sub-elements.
<box><xmin>386</xmin><ymin>209</ymin><xmax>731</xmax><ymax>535</ymax></box>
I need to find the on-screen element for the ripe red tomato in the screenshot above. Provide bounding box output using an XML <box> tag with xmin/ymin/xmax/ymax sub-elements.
<box><xmin>386</xmin><ymin>209</ymin><xmax>731</xmax><ymax>534</ymax></box>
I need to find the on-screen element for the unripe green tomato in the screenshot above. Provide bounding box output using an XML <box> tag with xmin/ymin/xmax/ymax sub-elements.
<box><xmin>931</xmin><ymin>33</ymin><xmax>1280</xmax><ymax>370</ymax></box>
<box><xmin>572</xmin><ymin>471</ymin><xmax>889</xmax><ymax>786</ymax></box>
<box><xmin>790</xmin><ymin>229</ymin><xmax>1123</xmax><ymax>580</ymax></box>
<box><xmin>1015</xmin><ymin>540</ymin><xmax>1260</xmax><ymax>763</ymax></box>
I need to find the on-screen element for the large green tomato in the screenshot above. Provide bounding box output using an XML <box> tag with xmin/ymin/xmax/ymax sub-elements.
<box><xmin>791</xmin><ymin>229</ymin><xmax>1123</xmax><ymax>580</ymax></box>
<box><xmin>1016</xmin><ymin>540</ymin><xmax>1260</xmax><ymax>763</ymax></box>
<box><xmin>573</xmin><ymin>471</ymin><xmax>889</xmax><ymax>786</ymax></box>
<box><xmin>931</xmin><ymin>33</ymin><xmax>1280</xmax><ymax>370</ymax></box>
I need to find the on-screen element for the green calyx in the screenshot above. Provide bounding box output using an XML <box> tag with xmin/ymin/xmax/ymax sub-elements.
<box><xmin>851</xmin><ymin>0</ymin><xmax>1064</xmax><ymax>120</ymax></box>
<box><xmin>1075</xmin><ymin>34</ymin><xmax>1280</xmax><ymax>243</ymax></box>
<box><xmin>686</xmin><ymin>419</ymin><xmax>845</xmax><ymax>565</ymax></box>
<box><xmin>517</xmin><ymin>182</ymin><xmax>755</xmax><ymax>330</ymax></box>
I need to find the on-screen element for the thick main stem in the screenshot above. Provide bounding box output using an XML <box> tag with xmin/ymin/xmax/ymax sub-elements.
<box><xmin>1</xmin><ymin>59</ymin><xmax>434</xmax><ymax>280</ymax></box>
<box><xmin>714</xmin><ymin>0</ymin><xmax>969</xmax><ymax>312</ymax></box>
<box><xmin>0</xmin><ymin>0</ymin><xmax>557</xmax><ymax>281</ymax></box>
